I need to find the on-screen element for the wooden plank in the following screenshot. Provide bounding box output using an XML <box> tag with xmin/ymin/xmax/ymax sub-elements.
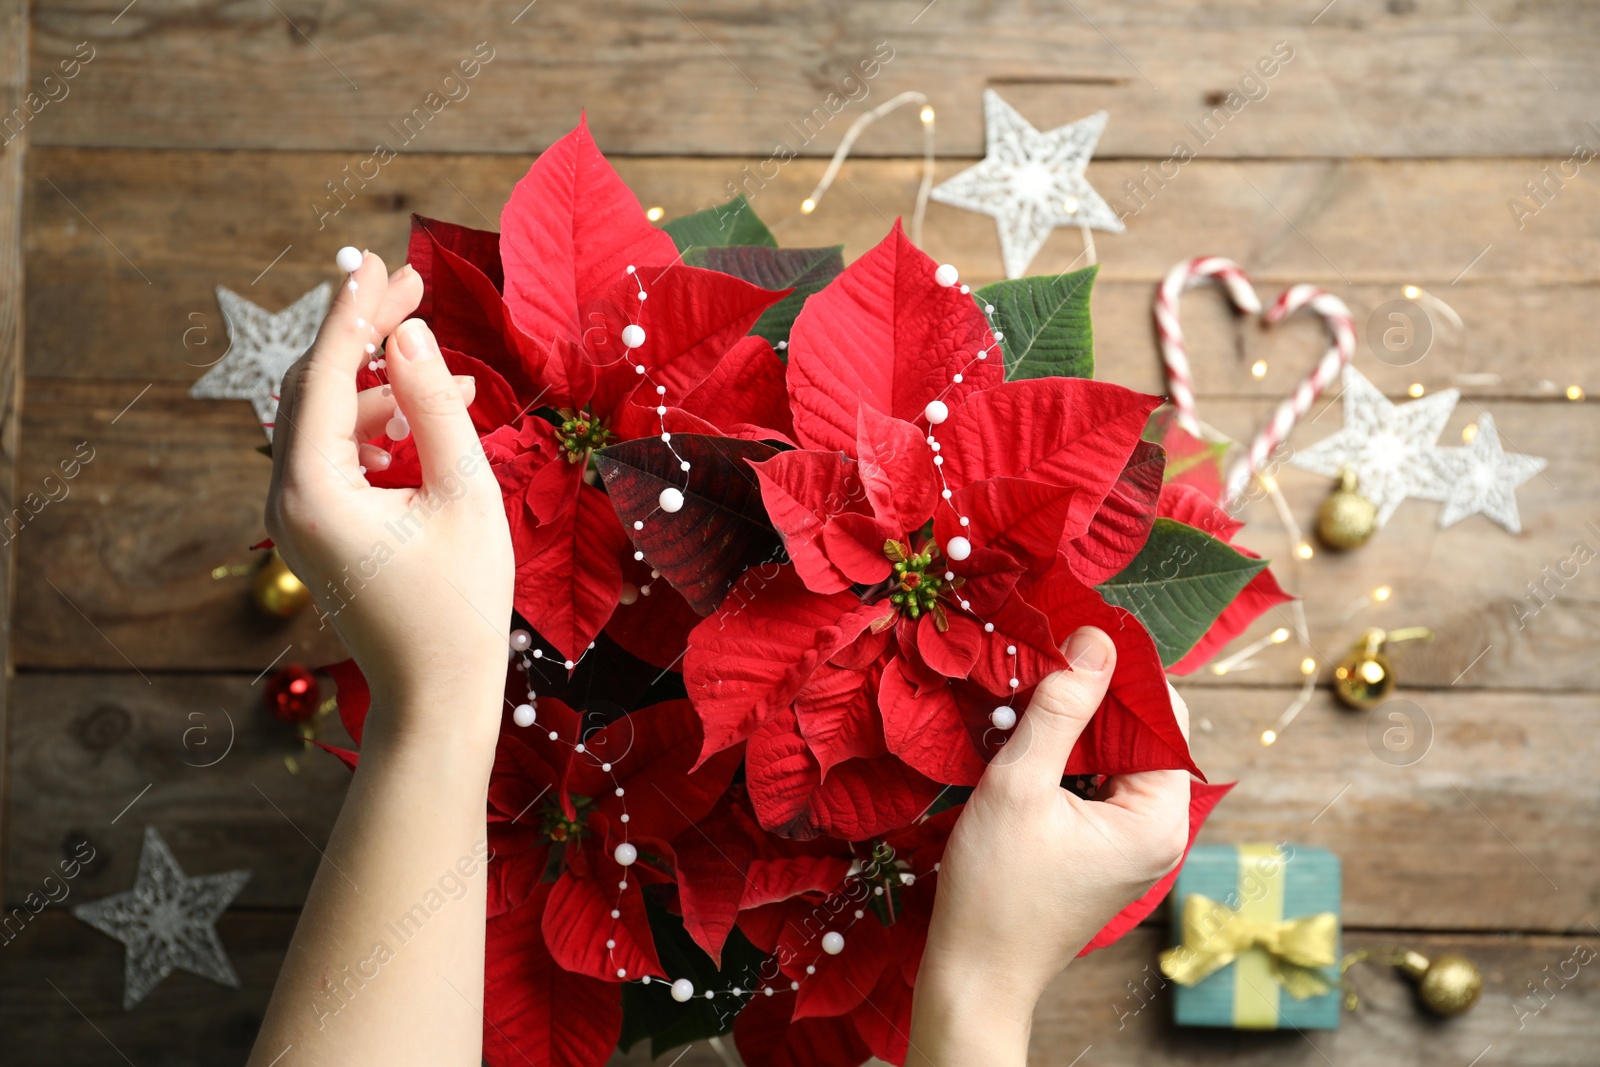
<box><xmin>3</xmin><ymin>672</ymin><xmax>354</xmax><ymax>910</ymax></box>
<box><xmin>1</xmin><ymin>913</ymin><xmax>1593</xmax><ymax>1065</ymax></box>
<box><xmin>15</xmin><ymin>382</ymin><xmax>1595</xmax><ymax>693</ymax></box>
<box><xmin>0</xmin><ymin>0</ymin><xmax>27</xmax><ymax>932</ymax></box>
<box><xmin>7</xmin><ymin>674</ymin><xmax>1594</xmax><ymax>932</ymax></box>
<box><xmin>25</xmin><ymin>1</ymin><xmax>1600</xmax><ymax>158</ymax></box>
<box><xmin>23</xmin><ymin>148</ymin><xmax>1600</xmax><ymax>397</ymax></box>
<box><xmin>14</xmin><ymin>380</ymin><xmax>345</xmax><ymax>672</ymax></box>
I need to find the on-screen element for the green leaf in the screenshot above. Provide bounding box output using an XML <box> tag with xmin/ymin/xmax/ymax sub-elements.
<box><xmin>977</xmin><ymin>264</ymin><xmax>1098</xmax><ymax>381</ymax></box>
<box><xmin>1095</xmin><ymin>518</ymin><xmax>1269</xmax><ymax>666</ymax></box>
<box><xmin>618</xmin><ymin>895</ymin><xmax>768</xmax><ymax>1057</ymax></box>
<box><xmin>662</xmin><ymin>195</ymin><xmax>777</xmax><ymax>252</ymax></box>
<box><xmin>683</xmin><ymin>244</ymin><xmax>845</xmax><ymax>348</ymax></box>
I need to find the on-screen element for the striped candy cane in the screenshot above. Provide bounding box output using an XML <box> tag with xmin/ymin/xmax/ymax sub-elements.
<box><xmin>1154</xmin><ymin>257</ymin><xmax>1261</xmax><ymax>437</ymax></box>
<box><xmin>1222</xmin><ymin>284</ymin><xmax>1356</xmax><ymax>506</ymax></box>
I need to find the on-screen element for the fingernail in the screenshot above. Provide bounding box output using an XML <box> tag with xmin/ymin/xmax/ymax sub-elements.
<box><xmin>397</xmin><ymin>319</ymin><xmax>437</xmax><ymax>362</ymax></box>
<box><xmin>1064</xmin><ymin>627</ymin><xmax>1111</xmax><ymax>671</ymax></box>
<box><xmin>453</xmin><ymin>375</ymin><xmax>477</xmax><ymax>399</ymax></box>
<box><xmin>368</xmin><ymin>449</ymin><xmax>392</xmax><ymax>469</ymax></box>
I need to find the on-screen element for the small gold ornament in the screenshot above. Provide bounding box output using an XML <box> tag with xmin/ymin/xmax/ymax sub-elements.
<box><xmin>252</xmin><ymin>549</ymin><xmax>311</xmax><ymax>618</ymax></box>
<box><xmin>1333</xmin><ymin>627</ymin><xmax>1432</xmax><ymax>709</ymax></box>
<box><xmin>1398</xmin><ymin>950</ymin><xmax>1482</xmax><ymax>1017</ymax></box>
<box><xmin>1316</xmin><ymin>468</ymin><xmax>1379</xmax><ymax>550</ymax></box>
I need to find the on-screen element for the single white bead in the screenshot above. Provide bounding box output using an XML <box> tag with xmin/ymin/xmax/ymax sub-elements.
<box><xmin>952</xmin><ymin>373</ymin><xmax>963</xmax><ymax>384</ymax></box>
<box><xmin>601</xmin><ymin>762</ymin><xmax>612</xmax><ymax>772</ymax></box>
<box><xmin>650</xmin><ymin>569</ymin><xmax>660</xmax><ymax>579</ymax></box>
<box><xmin>621</xmin><ymin>324</ymin><xmax>646</xmax><ymax>349</ymax></box>
<box><xmin>933</xmin><ymin>455</ymin><xmax>944</xmax><ymax>466</ymax></box>
<box><xmin>680</xmin><ymin>461</ymin><xmax>691</xmax><ymax>472</ymax></box>
<box><xmin>619</xmin><ymin>879</ymin><xmax>628</xmax><ymax>889</ymax></box>
<box><xmin>617</xmin><ymin>968</ymin><xmax>627</xmax><ymax>978</ymax></box>
<box><xmin>620</xmin><ymin>813</ymin><xmax>630</xmax><ymax>823</ymax></box>
<box><xmin>626</xmin><ymin>265</ymin><xmax>637</xmax><ymax>275</ymax></box>
<box><xmin>656</xmin><ymin>384</ymin><xmax>667</xmax><ymax>395</ymax></box>
<box><xmin>805</xmin><ymin>965</ymin><xmax>817</xmax><ymax>975</ymax></box>
<box><xmin>660</xmin><ymin>431</ymin><xmax>672</xmax><ymax>443</ymax></box>
<box><xmin>671</xmin><ymin>978</ymin><xmax>695</xmax><ymax>1002</ymax></box>
<box><xmin>984</xmin><ymin>623</ymin><xmax>995</xmax><ymax>634</ymax></box>
<box><xmin>606</xmin><ymin>939</ymin><xmax>616</xmax><ymax>949</ymax></box>
<box><xmin>634</xmin><ymin>550</ymin><xmax>646</xmax><ymax>561</ymax></box>
<box><xmin>367</xmin><ymin>360</ymin><xmax>379</xmax><ymax>373</ymax></box>
<box><xmin>575</xmin><ymin>743</ymin><xmax>586</xmax><ymax>754</ymax></box>
<box><xmin>1009</xmin><ymin>676</ymin><xmax>1021</xmax><ymax>688</ymax></box>
<box><xmin>763</xmin><ymin>987</ymin><xmax>774</xmax><ymax>996</ymax></box>
<box><xmin>993</xmin><ymin>331</ymin><xmax>1005</xmax><ymax>341</ymax></box>
<box><xmin>614</xmin><ymin>843</ymin><xmax>638</xmax><ymax>866</ymax></box>
<box><xmin>634</xmin><ymin>363</ymin><xmax>646</xmax><ymax>375</ymax></box>
<box><xmin>777</xmin><ymin>340</ymin><xmax>788</xmax><ymax>350</ymax></box>
<box><xmin>901</xmin><ymin>872</ymin><xmax>916</xmax><ymax>886</ymax></box>
<box><xmin>615</xmin><ymin>787</ymin><xmax>626</xmax><ymax>797</ymax></box>
<box><xmin>548</xmin><ymin>730</ymin><xmax>559</xmax><ymax>740</ymax></box>
<box><xmin>532</xmin><ymin>649</ymin><xmax>544</xmax><ymax>659</ymax></box>
<box><xmin>790</xmin><ymin>980</ymin><xmax>800</xmax><ymax>990</ymax></box>
<box><xmin>656</xmin><ymin>405</ymin><xmax>667</xmax><ymax>416</ymax></box>
<box><xmin>637</xmin><ymin>290</ymin><xmax>648</xmax><ymax>301</ymax></box>
<box><xmin>611</xmin><ymin>909</ymin><xmax>621</xmax><ymax>919</ymax></box>
<box><xmin>946</xmin><ymin>536</ymin><xmax>971</xmax><ymax>561</ymax></box>
<box><xmin>639</xmin><ymin>584</ymin><xmax>652</xmax><ymax>596</ymax></box>
<box><xmin>376</xmin><ymin>358</ymin><xmax>386</xmax><ymax>370</ymax></box>
<box><xmin>942</xmin><ymin>488</ymin><xmax>952</xmax><ymax>500</ymax></box>
<box><xmin>355</xmin><ymin>317</ymin><xmax>366</xmax><ymax>328</ymax></box>
<box><xmin>977</xmin><ymin>349</ymin><xmax>989</xmax><ymax>360</ymax></box>
<box><xmin>704</xmin><ymin>991</ymin><xmax>715</xmax><ymax>1000</ymax></box>
<box><xmin>854</xmin><ymin>909</ymin><xmax>864</xmax><ymax>919</ymax></box>
<box><xmin>632</xmin><ymin>521</ymin><xmax>645</xmax><ymax>532</ymax></box>
<box><xmin>991</xmin><ymin>705</ymin><xmax>1017</xmax><ymax>730</ymax></box>
<box><xmin>510</xmin><ymin>629</ymin><xmax>532</xmax><ymax>651</ymax></box>
<box><xmin>959</xmin><ymin>284</ymin><xmax>970</xmax><ymax>294</ymax></box>
<box><xmin>619</xmin><ymin>582</ymin><xmax>639</xmax><ymax>605</ymax></box>
<box><xmin>931</xmin><ymin>441</ymin><xmax>941</xmax><ymax>452</ymax></box>
<box><xmin>934</xmin><ymin>263</ymin><xmax>959</xmax><ymax>287</ymax></box>
<box><xmin>958</xmin><ymin>515</ymin><xmax>969</xmax><ymax>526</ymax></box>
<box><xmin>512</xmin><ymin>703</ymin><xmax>537</xmax><ymax>727</ymax></box>
<box><xmin>365</xmin><ymin>342</ymin><xmax>376</xmax><ymax>354</ymax></box>
<box><xmin>348</xmin><ymin>280</ymin><xmax>359</xmax><ymax>293</ymax></box>
<box><xmin>821</xmin><ymin>931</ymin><xmax>845</xmax><ymax>955</ymax></box>
<box><xmin>924</xmin><ymin>399</ymin><xmax>949</xmax><ymax>425</ymax></box>
<box><xmin>335</xmin><ymin>246</ymin><xmax>364</xmax><ymax>273</ymax></box>
<box><xmin>385</xmin><ymin>414</ymin><xmax>410</xmax><ymax>440</ymax></box>
<box><xmin>564</xmin><ymin>659</ymin><xmax>576</xmax><ymax>669</ymax></box>
<box><xmin>731</xmin><ymin>987</ymin><xmax>743</xmax><ymax>996</ymax></box>
<box><xmin>1006</xmin><ymin>644</ymin><xmax>1017</xmax><ymax>655</ymax></box>
<box><xmin>642</xmin><ymin>975</ymin><xmax>651</xmax><ymax>985</ymax></box>
<box><xmin>944</xmin><ymin>570</ymin><xmax>955</xmax><ymax>581</ymax></box>
<box><xmin>985</xmin><ymin>303</ymin><xmax>996</xmax><ymax>314</ymax></box>
<box><xmin>659</xmin><ymin>487</ymin><xmax>685</xmax><ymax>513</ymax></box>
<box><xmin>960</xmin><ymin>599</ymin><xmax>971</xmax><ymax>610</ymax></box>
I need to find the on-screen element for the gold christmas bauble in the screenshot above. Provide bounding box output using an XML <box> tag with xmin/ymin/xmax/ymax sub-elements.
<box><xmin>1334</xmin><ymin>640</ymin><xmax>1394</xmax><ymax>709</ymax></box>
<box><xmin>1398</xmin><ymin>951</ymin><xmax>1482</xmax><ymax>1017</ymax></box>
<box><xmin>1317</xmin><ymin>468</ymin><xmax>1378</xmax><ymax>550</ymax></box>
<box><xmin>252</xmin><ymin>549</ymin><xmax>310</xmax><ymax>618</ymax></box>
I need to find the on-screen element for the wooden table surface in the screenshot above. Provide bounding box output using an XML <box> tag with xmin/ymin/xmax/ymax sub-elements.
<box><xmin>2</xmin><ymin>2</ymin><xmax>1597</xmax><ymax>1064</ymax></box>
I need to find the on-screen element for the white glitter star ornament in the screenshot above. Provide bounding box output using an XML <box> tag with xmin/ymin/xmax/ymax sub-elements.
<box><xmin>189</xmin><ymin>283</ymin><xmax>330</xmax><ymax>441</ymax></box>
<box><xmin>1433</xmin><ymin>413</ymin><xmax>1546</xmax><ymax>533</ymax></box>
<box><xmin>70</xmin><ymin>825</ymin><xmax>251</xmax><ymax>1009</ymax></box>
<box><xmin>931</xmin><ymin>89</ymin><xmax>1124</xmax><ymax>278</ymax></box>
<box><xmin>1290</xmin><ymin>366</ymin><xmax>1460</xmax><ymax>527</ymax></box>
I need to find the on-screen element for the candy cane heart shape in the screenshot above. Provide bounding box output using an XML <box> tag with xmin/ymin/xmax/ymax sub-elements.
<box><xmin>1221</xmin><ymin>284</ymin><xmax>1356</xmax><ymax>507</ymax></box>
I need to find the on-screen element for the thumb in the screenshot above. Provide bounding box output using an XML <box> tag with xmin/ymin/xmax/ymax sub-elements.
<box><xmin>985</xmin><ymin>626</ymin><xmax>1116</xmax><ymax>796</ymax></box>
<box><xmin>385</xmin><ymin>319</ymin><xmax>487</xmax><ymax>492</ymax></box>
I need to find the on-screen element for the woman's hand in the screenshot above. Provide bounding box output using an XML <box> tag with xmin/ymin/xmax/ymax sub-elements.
<box><xmin>265</xmin><ymin>251</ymin><xmax>513</xmax><ymax>749</ymax></box>
<box><xmin>908</xmin><ymin>626</ymin><xmax>1192</xmax><ymax>1066</ymax></box>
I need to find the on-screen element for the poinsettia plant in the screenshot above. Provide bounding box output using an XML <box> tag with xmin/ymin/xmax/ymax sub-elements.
<box><xmin>313</xmin><ymin>118</ymin><xmax>1288</xmax><ymax>1067</ymax></box>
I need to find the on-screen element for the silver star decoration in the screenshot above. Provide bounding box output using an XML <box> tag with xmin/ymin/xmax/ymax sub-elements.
<box><xmin>1432</xmin><ymin>413</ymin><xmax>1546</xmax><ymax>533</ymax></box>
<box><xmin>189</xmin><ymin>283</ymin><xmax>329</xmax><ymax>441</ymax></box>
<box><xmin>1290</xmin><ymin>366</ymin><xmax>1460</xmax><ymax>527</ymax></box>
<box><xmin>71</xmin><ymin>825</ymin><xmax>251</xmax><ymax>1010</ymax></box>
<box><xmin>931</xmin><ymin>90</ymin><xmax>1124</xmax><ymax>278</ymax></box>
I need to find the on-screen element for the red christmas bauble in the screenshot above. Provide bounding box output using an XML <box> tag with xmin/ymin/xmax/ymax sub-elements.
<box><xmin>264</xmin><ymin>664</ymin><xmax>320</xmax><ymax>724</ymax></box>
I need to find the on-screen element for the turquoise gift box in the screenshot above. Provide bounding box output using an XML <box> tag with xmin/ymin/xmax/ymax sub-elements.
<box><xmin>1160</xmin><ymin>843</ymin><xmax>1342</xmax><ymax>1030</ymax></box>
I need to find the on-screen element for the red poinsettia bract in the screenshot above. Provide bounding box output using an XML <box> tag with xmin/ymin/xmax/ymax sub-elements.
<box><xmin>683</xmin><ymin>224</ymin><xmax>1199</xmax><ymax>840</ymax></box>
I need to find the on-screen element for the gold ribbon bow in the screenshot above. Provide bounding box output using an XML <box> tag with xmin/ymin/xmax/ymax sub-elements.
<box><xmin>1160</xmin><ymin>893</ymin><xmax>1339</xmax><ymax>1001</ymax></box>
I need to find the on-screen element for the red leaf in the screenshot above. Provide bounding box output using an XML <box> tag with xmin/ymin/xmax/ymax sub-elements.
<box><xmin>679</xmin><ymin>334</ymin><xmax>797</xmax><ymax>441</ymax></box>
<box><xmin>787</xmin><ymin>221</ymin><xmax>1001</xmax><ymax>455</ymax></box>
<box><xmin>933</xmin><ymin>476</ymin><xmax>1078</xmax><ymax>579</ymax></box>
<box><xmin>486</xmin><ymin>838</ymin><xmax>548</xmax><ymax>919</ymax></box>
<box><xmin>596</xmin><ymin>434</ymin><xmax>784</xmax><ymax>615</ymax></box>
<box><xmin>409</xmin><ymin>213</ymin><xmax>504</xmax><ymax>290</ymax></box>
<box><xmin>442</xmin><ymin>346</ymin><xmax>523</xmax><ymax>436</ymax></box>
<box><xmin>484</xmin><ymin>891</ymin><xmax>622</xmax><ymax>1067</ymax></box>
<box><xmin>1157</xmin><ymin>482</ymin><xmax>1242</xmax><ymax>542</ymax></box>
<box><xmin>602</xmin><ymin>556</ymin><xmax>699</xmax><ymax>669</ymax></box>
<box><xmin>914</xmin><ymin>611</ymin><xmax>982</xmax><ymax>680</ymax></box>
<box><xmin>684</xmin><ymin>569</ymin><xmax>878</xmax><ymax>762</ymax></box>
<box><xmin>324</xmin><ymin>659</ymin><xmax>370</xmax><ymax>746</ymax></box>
<box><xmin>787</xmin><ymin>914</ymin><xmax>893</xmax><ymax>1020</ymax></box>
<box><xmin>733</xmin><ymin>987</ymin><xmax>871</xmax><ymax>1067</ymax></box>
<box><xmin>879</xmin><ymin>655</ymin><xmax>987</xmax><ymax>786</ymax></box>
<box><xmin>807</xmin><ymin>755</ymin><xmax>944</xmax><ymax>841</ymax></box>
<box><xmin>542</xmin><ymin>862</ymin><xmax>665</xmax><ymax>982</ymax></box>
<box><xmin>961</xmin><ymin>592</ymin><xmax>1065</xmax><ymax>696</ymax></box>
<box><xmin>1149</xmin><ymin>406</ymin><xmax>1229</xmax><ymax>502</ymax></box>
<box><xmin>1027</xmin><ymin>565</ymin><xmax>1202</xmax><ymax>778</ymax></box>
<box><xmin>498</xmin><ymin>118</ymin><xmax>678</xmax><ymax>349</ymax></box>
<box><xmin>942</xmin><ymin>378</ymin><xmax>1162</xmax><ymax>536</ymax></box>
<box><xmin>753</xmin><ymin>448</ymin><xmax>878</xmax><ymax>595</ymax></box>
<box><xmin>1079</xmin><ymin>780</ymin><xmax>1236</xmax><ymax>955</ymax></box>
<box><xmin>566</xmin><ymin>699</ymin><xmax>742</xmax><ymax>841</ymax></box>
<box><xmin>741</xmin><ymin>854</ymin><xmax>855</xmax><ymax>911</ymax></box>
<box><xmin>745</xmin><ymin>708</ymin><xmax>824</xmax><ymax>836</ymax></box>
<box><xmin>793</xmin><ymin>661</ymin><xmax>887</xmax><ymax>778</ymax></box>
<box><xmin>1065</xmin><ymin>439</ymin><xmax>1167</xmax><ymax>584</ymax></box>
<box><xmin>309</xmin><ymin>739</ymin><xmax>359</xmax><ymax>771</ymax></box>
<box><xmin>515</xmin><ymin>480</ymin><xmax>628</xmax><ymax>663</ymax></box>
<box><xmin>850</xmin><ymin>967</ymin><xmax>915</xmax><ymax>1065</ymax></box>
<box><xmin>855</xmin><ymin>404</ymin><xmax>938</xmax><ymax>537</ymax></box>
<box><xmin>671</xmin><ymin>794</ymin><xmax>761</xmax><ymax>965</ymax></box>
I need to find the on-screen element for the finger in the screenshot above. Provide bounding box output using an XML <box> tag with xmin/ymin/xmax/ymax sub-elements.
<box><xmin>353</xmin><ymin>377</ymin><xmax>475</xmax><ymax>443</ymax></box>
<box><xmin>287</xmin><ymin>252</ymin><xmax>391</xmax><ymax>480</ymax></box>
<box><xmin>385</xmin><ymin>319</ymin><xmax>489</xmax><ymax>491</ymax></box>
<box><xmin>983</xmin><ymin>626</ymin><xmax>1117</xmax><ymax>796</ymax></box>
<box><xmin>358</xmin><ymin>442</ymin><xmax>393</xmax><ymax>473</ymax></box>
<box><xmin>351</xmin><ymin>264</ymin><xmax>424</xmax><ymax>367</ymax></box>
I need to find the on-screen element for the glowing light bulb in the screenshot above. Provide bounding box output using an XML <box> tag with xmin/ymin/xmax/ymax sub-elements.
<box><xmin>1408</xmin><ymin>383</ymin><xmax>1425</xmax><ymax>398</ymax></box>
<box><xmin>1251</xmin><ymin>360</ymin><xmax>1269</xmax><ymax>379</ymax></box>
<box><xmin>1270</xmin><ymin>627</ymin><xmax>1290</xmax><ymax>643</ymax></box>
<box><xmin>800</xmin><ymin>198</ymin><xmax>816</xmax><ymax>214</ymax></box>
<box><xmin>1462</xmin><ymin>423</ymin><xmax>1478</xmax><ymax>442</ymax></box>
<box><xmin>919</xmin><ymin>105</ymin><xmax>935</xmax><ymax>124</ymax></box>
<box><xmin>1295</xmin><ymin>541</ymin><xmax>1314</xmax><ymax>560</ymax></box>
<box><xmin>1403</xmin><ymin>285</ymin><xmax>1421</xmax><ymax>300</ymax></box>
<box><xmin>1260</xmin><ymin>729</ymin><xmax>1278</xmax><ymax>746</ymax></box>
<box><xmin>1373</xmin><ymin>585</ymin><xmax>1392</xmax><ymax>602</ymax></box>
<box><xmin>1300</xmin><ymin>657</ymin><xmax>1317</xmax><ymax>675</ymax></box>
<box><xmin>646</xmin><ymin>206</ymin><xmax>665</xmax><ymax>222</ymax></box>
<box><xmin>1568</xmin><ymin>385</ymin><xmax>1585</xmax><ymax>400</ymax></box>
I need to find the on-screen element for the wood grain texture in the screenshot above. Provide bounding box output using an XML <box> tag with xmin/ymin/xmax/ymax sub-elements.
<box><xmin>23</xmin><ymin>149</ymin><xmax>1600</xmax><ymax>400</ymax></box>
<box><xmin>1</xmin><ymin>913</ymin><xmax>1594</xmax><ymax>1066</ymax></box>
<box><xmin>2</xmin><ymin>672</ymin><xmax>354</xmax><ymax>910</ymax></box>
<box><xmin>14</xmin><ymin>381</ymin><xmax>1595</xmax><ymax>693</ymax></box>
<box><xmin>0</xmin><ymin>0</ymin><xmax>28</xmax><ymax>926</ymax></box>
<box><xmin>24</xmin><ymin>1</ymin><xmax>1600</xmax><ymax>158</ymax></box>
<box><xmin>6</xmin><ymin>675</ymin><xmax>1594</xmax><ymax>934</ymax></box>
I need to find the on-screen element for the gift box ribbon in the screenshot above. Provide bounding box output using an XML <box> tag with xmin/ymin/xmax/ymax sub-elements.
<box><xmin>1158</xmin><ymin>844</ymin><xmax>1338</xmax><ymax>1027</ymax></box>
